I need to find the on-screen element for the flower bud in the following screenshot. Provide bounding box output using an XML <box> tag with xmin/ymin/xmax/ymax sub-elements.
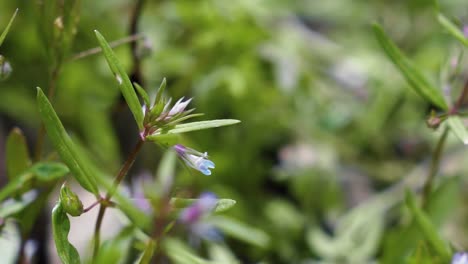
<box><xmin>59</xmin><ymin>184</ymin><xmax>83</xmax><ymax>216</ymax></box>
<box><xmin>0</xmin><ymin>55</ymin><xmax>12</xmax><ymax>81</ymax></box>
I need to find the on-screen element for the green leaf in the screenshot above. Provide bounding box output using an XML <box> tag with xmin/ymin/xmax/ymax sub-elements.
<box><xmin>447</xmin><ymin>116</ymin><xmax>468</xmax><ymax>144</ymax></box>
<box><xmin>0</xmin><ymin>192</ymin><xmax>36</xmax><ymax>218</ymax></box>
<box><xmin>30</xmin><ymin>162</ymin><xmax>70</xmax><ymax>182</ymax></box>
<box><xmin>405</xmin><ymin>190</ymin><xmax>452</xmax><ymax>261</ymax></box>
<box><xmin>437</xmin><ymin>13</ymin><xmax>468</xmax><ymax>47</ymax></box>
<box><xmin>0</xmin><ymin>8</ymin><xmax>18</xmax><ymax>47</ymax></box>
<box><xmin>6</xmin><ymin>127</ymin><xmax>31</xmax><ymax>180</ymax></box>
<box><xmin>170</xmin><ymin>198</ymin><xmax>237</xmax><ymax>213</ymax></box>
<box><xmin>372</xmin><ymin>24</ymin><xmax>448</xmax><ymax>110</ymax></box>
<box><xmin>94</xmin><ymin>226</ymin><xmax>134</xmax><ymax>264</ymax></box>
<box><xmin>94</xmin><ymin>30</ymin><xmax>144</xmax><ymax>130</ymax></box>
<box><xmin>212</xmin><ymin>216</ymin><xmax>270</xmax><ymax>249</ymax></box>
<box><xmin>0</xmin><ymin>162</ymin><xmax>69</xmax><ymax>202</ymax></box>
<box><xmin>164</xmin><ymin>238</ymin><xmax>213</xmax><ymax>264</ymax></box>
<box><xmin>36</xmin><ymin>87</ymin><xmax>99</xmax><ymax>194</ymax></box>
<box><xmin>52</xmin><ymin>203</ymin><xmax>81</xmax><ymax>264</ymax></box>
<box><xmin>136</xmin><ymin>239</ymin><xmax>156</xmax><ymax>264</ymax></box>
<box><xmin>134</xmin><ymin>82</ymin><xmax>150</xmax><ymax>107</ymax></box>
<box><xmin>147</xmin><ymin>119</ymin><xmax>240</xmax><ymax>140</ymax></box>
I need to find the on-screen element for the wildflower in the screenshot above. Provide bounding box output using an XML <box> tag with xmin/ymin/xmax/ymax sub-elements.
<box><xmin>166</xmin><ymin>97</ymin><xmax>192</xmax><ymax>118</ymax></box>
<box><xmin>173</xmin><ymin>144</ymin><xmax>215</xmax><ymax>175</ymax></box>
<box><xmin>453</xmin><ymin>252</ymin><xmax>468</xmax><ymax>264</ymax></box>
<box><xmin>179</xmin><ymin>192</ymin><xmax>221</xmax><ymax>241</ymax></box>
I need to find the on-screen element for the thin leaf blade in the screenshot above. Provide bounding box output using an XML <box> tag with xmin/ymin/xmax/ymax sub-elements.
<box><xmin>0</xmin><ymin>8</ymin><xmax>18</xmax><ymax>47</ymax></box>
<box><xmin>437</xmin><ymin>13</ymin><xmax>468</xmax><ymax>47</ymax></box>
<box><xmin>373</xmin><ymin>24</ymin><xmax>448</xmax><ymax>110</ymax></box>
<box><xmin>147</xmin><ymin>119</ymin><xmax>240</xmax><ymax>140</ymax></box>
<box><xmin>36</xmin><ymin>87</ymin><xmax>99</xmax><ymax>194</ymax></box>
<box><xmin>94</xmin><ymin>30</ymin><xmax>144</xmax><ymax>129</ymax></box>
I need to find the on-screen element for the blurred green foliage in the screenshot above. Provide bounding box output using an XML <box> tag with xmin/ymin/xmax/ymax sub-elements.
<box><xmin>1</xmin><ymin>0</ymin><xmax>468</xmax><ymax>263</ymax></box>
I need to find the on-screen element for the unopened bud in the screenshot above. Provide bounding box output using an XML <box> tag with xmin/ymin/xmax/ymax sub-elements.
<box><xmin>0</xmin><ymin>55</ymin><xmax>12</xmax><ymax>81</ymax></box>
<box><xmin>59</xmin><ymin>184</ymin><xmax>83</xmax><ymax>216</ymax></box>
<box><xmin>426</xmin><ymin>115</ymin><xmax>442</xmax><ymax>129</ymax></box>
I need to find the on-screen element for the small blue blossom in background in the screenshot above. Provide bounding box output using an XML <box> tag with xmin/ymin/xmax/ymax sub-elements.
<box><xmin>174</xmin><ymin>144</ymin><xmax>215</xmax><ymax>175</ymax></box>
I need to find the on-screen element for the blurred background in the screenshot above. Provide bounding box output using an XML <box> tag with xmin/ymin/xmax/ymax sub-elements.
<box><xmin>1</xmin><ymin>0</ymin><xmax>468</xmax><ymax>263</ymax></box>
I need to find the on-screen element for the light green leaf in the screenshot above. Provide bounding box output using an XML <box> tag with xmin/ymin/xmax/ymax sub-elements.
<box><xmin>170</xmin><ymin>198</ymin><xmax>237</xmax><ymax>213</ymax></box>
<box><xmin>164</xmin><ymin>238</ymin><xmax>213</xmax><ymax>264</ymax></box>
<box><xmin>447</xmin><ymin>116</ymin><xmax>468</xmax><ymax>144</ymax></box>
<box><xmin>30</xmin><ymin>162</ymin><xmax>69</xmax><ymax>182</ymax></box>
<box><xmin>373</xmin><ymin>24</ymin><xmax>448</xmax><ymax>110</ymax></box>
<box><xmin>405</xmin><ymin>190</ymin><xmax>452</xmax><ymax>261</ymax></box>
<box><xmin>147</xmin><ymin>119</ymin><xmax>240</xmax><ymax>140</ymax></box>
<box><xmin>212</xmin><ymin>216</ymin><xmax>270</xmax><ymax>249</ymax></box>
<box><xmin>0</xmin><ymin>162</ymin><xmax>69</xmax><ymax>202</ymax></box>
<box><xmin>0</xmin><ymin>8</ymin><xmax>18</xmax><ymax>47</ymax></box>
<box><xmin>134</xmin><ymin>82</ymin><xmax>150</xmax><ymax>107</ymax></box>
<box><xmin>6</xmin><ymin>127</ymin><xmax>31</xmax><ymax>180</ymax></box>
<box><xmin>37</xmin><ymin>88</ymin><xmax>99</xmax><ymax>194</ymax></box>
<box><xmin>94</xmin><ymin>30</ymin><xmax>144</xmax><ymax>130</ymax></box>
<box><xmin>0</xmin><ymin>192</ymin><xmax>36</xmax><ymax>218</ymax></box>
<box><xmin>437</xmin><ymin>13</ymin><xmax>468</xmax><ymax>47</ymax></box>
<box><xmin>52</xmin><ymin>203</ymin><xmax>81</xmax><ymax>264</ymax></box>
<box><xmin>95</xmin><ymin>226</ymin><xmax>134</xmax><ymax>264</ymax></box>
<box><xmin>136</xmin><ymin>239</ymin><xmax>156</xmax><ymax>264</ymax></box>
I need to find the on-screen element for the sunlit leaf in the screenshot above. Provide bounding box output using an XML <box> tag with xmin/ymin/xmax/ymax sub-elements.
<box><xmin>136</xmin><ymin>239</ymin><xmax>156</xmax><ymax>264</ymax></box>
<box><xmin>147</xmin><ymin>119</ymin><xmax>241</xmax><ymax>139</ymax></box>
<box><xmin>447</xmin><ymin>116</ymin><xmax>468</xmax><ymax>145</ymax></box>
<box><xmin>164</xmin><ymin>238</ymin><xmax>212</xmax><ymax>264</ymax></box>
<box><xmin>373</xmin><ymin>24</ymin><xmax>448</xmax><ymax>110</ymax></box>
<box><xmin>170</xmin><ymin>198</ymin><xmax>237</xmax><ymax>213</ymax></box>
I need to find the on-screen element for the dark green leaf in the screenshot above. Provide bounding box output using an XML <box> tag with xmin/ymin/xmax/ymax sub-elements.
<box><xmin>94</xmin><ymin>30</ymin><xmax>144</xmax><ymax>130</ymax></box>
<box><xmin>373</xmin><ymin>24</ymin><xmax>448</xmax><ymax>110</ymax></box>
<box><xmin>134</xmin><ymin>82</ymin><xmax>150</xmax><ymax>107</ymax></box>
<box><xmin>52</xmin><ymin>203</ymin><xmax>81</xmax><ymax>264</ymax></box>
<box><xmin>30</xmin><ymin>162</ymin><xmax>69</xmax><ymax>182</ymax></box>
<box><xmin>0</xmin><ymin>8</ymin><xmax>18</xmax><ymax>47</ymax></box>
<box><xmin>6</xmin><ymin>127</ymin><xmax>31</xmax><ymax>180</ymax></box>
<box><xmin>37</xmin><ymin>87</ymin><xmax>99</xmax><ymax>194</ymax></box>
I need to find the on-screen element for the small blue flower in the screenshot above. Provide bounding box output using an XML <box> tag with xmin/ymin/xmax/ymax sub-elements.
<box><xmin>453</xmin><ymin>252</ymin><xmax>468</xmax><ymax>264</ymax></box>
<box><xmin>174</xmin><ymin>144</ymin><xmax>215</xmax><ymax>175</ymax></box>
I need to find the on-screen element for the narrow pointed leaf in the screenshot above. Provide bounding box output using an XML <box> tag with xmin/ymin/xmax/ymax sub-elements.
<box><xmin>373</xmin><ymin>24</ymin><xmax>448</xmax><ymax>110</ymax></box>
<box><xmin>170</xmin><ymin>198</ymin><xmax>236</xmax><ymax>213</ymax></box>
<box><xmin>437</xmin><ymin>13</ymin><xmax>468</xmax><ymax>47</ymax></box>
<box><xmin>94</xmin><ymin>30</ymin><xmax>144</xmax><ymax>129</ymax></box>
<box><xmin>447</xmin><ymin>116</ymin><xmax>468</xmax><ymax>144</ymax></box>
<box><xmin>134</xmin><ymin>82</ymin><xmax>150</xmax><ymax>106</ymax></box>
<box><xmin>52</xmin><ymin>203</ymin><xmax>81</xmax><ymax>264</ymax></box>
<box><xmin>153</xmin><ymin>78</ymin><xmax>167</xmax><ymax>108</ymax></box>
<box><xmin>147</xmin><ymin>119</ymin><xmax>240</xmax><ymax>140</ymax></box>
<box><xmin>137</xmin><ymin>239</ymin><xmax>156</xmax><ymax>264</ymax></box>
<box><xmin>6</xmin><ymin>128</ymin><xmax>31</xmax><ymax>180</ymax></box>
<box><xmin>37</xmin><ymin>88</ymin><xmax>99</xmax><ymax>194</ymax></box>
<box><xmin>0</xmin><ymin>8</ymin><xmax>18</xmax><ymax>47</ymax></box>
<box><xmin>212</xmin><ymin>216</ymin><xmax>270</xmax><ymax>248</ymax></box>
<box><xmin>405</xmin><ymin>190</ymin><xmax>452</xmax><ymax>261</ymax></box>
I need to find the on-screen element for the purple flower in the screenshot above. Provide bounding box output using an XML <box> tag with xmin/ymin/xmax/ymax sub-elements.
<box><xmin>179</xmin><ymin>192</ymin><xmax>221</xmax><ymax>241</ymax></box>
<box><xmin>453</xmin><ymin>252</ymin><xmax>468</xmax><ymax>264</ymax></box>
<box><xmin>174</xmin><ymin>144</ymin><xmax>215</xmax><ymax>175</ymax></box>
<box><xmin>464</xmin><ymin>25</ymin><xmax>468</xmax><ymax>39</ymax></box>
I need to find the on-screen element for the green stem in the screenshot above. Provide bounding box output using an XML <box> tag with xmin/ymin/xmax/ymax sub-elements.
<box><xmin>92</xmin><ymin>138</ymin><xmax>144</xmax><ymax>260</ymax></box>
<box><xmin>421</xmin><ymin>127</ymin><xmax>449</xmax><ymax>209</ymax></box>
